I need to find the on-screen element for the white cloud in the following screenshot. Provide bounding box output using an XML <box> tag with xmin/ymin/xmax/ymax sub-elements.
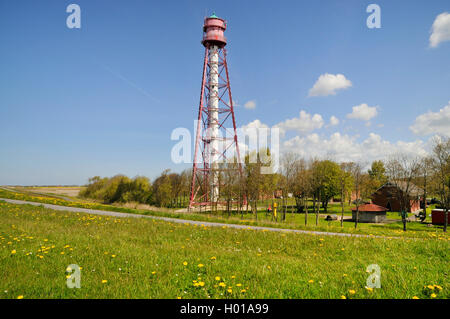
<box><xmin>429</xmin><ymin>12</ymin><xmax>450</xmax><ymax>48</ymax></box>
<box><xmin>274</xmin><ymin>110</ymin><xmax>324</xmax><ymax>135</ymax></box>
<box><xmin>238</xmin><ymin>119</ymin><xmax>271</xmax><ymax>155</ymax></box>
<box><xmin>282</xmin><ymin>132</ymin><xmax>428</xmax><ymax>163</ymax></box>
<box><xmin>347</xmin><ymin>103</ymin><xmax>378</xmax><ymax>121</ymax></box>
<box><xmin>241</xmin><ymin>119</ymin><xmax>269</xmax><ymax>130</ymax></box>
<box><xmin>308</xmin><ymin>73</ymin><xmax>352</xmax><ymax>97</ymax></box>
<box><xmin>329</xmin><ymin>116</ymin><xmax>340</xmax><ymax>126</ymax></box>
<box><xmin>410</xmin><ymin>101</ymin><xmax>450</xmax><ymax>136</ymax></box>
<box><xmin>244</xmin><ymin>100</ymin><xmax>256</xmax><ymax>109</ymax></box>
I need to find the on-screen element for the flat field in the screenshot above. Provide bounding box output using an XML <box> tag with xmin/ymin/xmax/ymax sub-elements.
<box><xmin>12</xmin><ymin>186</ymin><xmax>84</xmax><ymax>198</ymax></box>
<box><xmin>0</xmin><ymin>201</ymin><xmax>448</xmax><ymax>299</ymax></box>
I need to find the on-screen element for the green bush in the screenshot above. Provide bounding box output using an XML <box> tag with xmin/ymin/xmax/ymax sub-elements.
<box><xmin>80</xmin><ymin>175</ymin><xmax>152</xmax><ymax>205</ymax></box>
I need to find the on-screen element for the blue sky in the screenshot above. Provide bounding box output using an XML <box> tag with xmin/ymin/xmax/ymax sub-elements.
<box><xmin>0</xmin><ymin>0</ymin><xmax>449</xmax><ymax>185</ymax></box>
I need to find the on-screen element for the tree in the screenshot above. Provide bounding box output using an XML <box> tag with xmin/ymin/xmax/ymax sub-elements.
<box><xmin>308</xmin><ymin>159</ymin><xmax>341</xmax><ymax>226</ymax></box>
<box><xmin>79</xmin><ymin>176</ymin><xmax>109</xmax><ymax>200</ymax></box>
<box><xmin>418</xmin><ymin>157</ymin><xmax>433</xmax><ymax>222</ymax></box>
<box><xmin>153</xmin><ymin>170</ymin><xmax>174</xmax><ymax>207</ymax></box>
<box><xmin>291</xmin><ymin>158</ymin><xmax>310</xmax><ymax>225</ymax></box>
<box><xmin>316</xmin><ymin>160</ymin><xmax>341</xmax><ymax>213</ymax></box>
<box><xmin>102</xmin><ymin>175</ymin><xmax>132</xmax><ymax>203</ymax></box>
<box><xmin>339</xmin><ymin>163</ymin><xmax>354</xmax><ymax>227</ymax></box>
<box><xmin>244</xmin><ymin>150</ymin><xmax>264</xmax><ymax>220</ymax></box>
<box><xmin>385</xmin><ymin>155</ymin><xmax>421</xmax><ymax>232</ymax></box>
<box><xmin>368</xmin><ymin>160</ymin><xmax>387</xmax><ymax>191</ymax></box>
<box><xmin>309</xmin><ymin>159</ymin><xmax>322</xmax><ymax>226</ymax></box>
<box><xmin>431</xmin><ymin>137</ymin><xmax>450</xmax><ymax>232</ymax></box>
<box><xmin>220</xmin><ymin>161</ymin><xmax>241</xmax><ymax>216</ymax></box>
<box><xmin>280</xmin><ymin>152</ymin><xmax>300</xmax><ymax>220</ymax></box>
<box><xmin>244</xmin><ymin>148</ymin><xmax>278</xmax><ymax>221</ymax></box>
<box><xmin>122</xmin><ymin>176</ymin><xmax>152</xmax><ymax>204</ymax></box>
<box><xmin>350</xmin><ymin>163</ymin><xmax>364</xmax><ymax>229</ymax></box>
<box><xmin>167</xmin><ymin>172</ymin><xmax>184</xmax><ymax>207</ymax></box>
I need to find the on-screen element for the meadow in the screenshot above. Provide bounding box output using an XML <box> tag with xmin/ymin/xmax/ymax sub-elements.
<box><xmin>0</xmin><ymin>200</ymin><xmax>448</xmax><ymax>299</ymax></box>
<box><xmin>0</xmin><ymin>188</ymin><xmax>447</xmax><ymax>239</ymax></box>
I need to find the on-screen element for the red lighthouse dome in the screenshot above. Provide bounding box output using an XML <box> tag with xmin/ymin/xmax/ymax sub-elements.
<box><xmin>201</xmin><ymin>13</ymin><xmax>227</xmax><ymax>48</ymax></box>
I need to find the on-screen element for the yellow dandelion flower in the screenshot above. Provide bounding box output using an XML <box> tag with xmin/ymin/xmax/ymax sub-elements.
<box><xmin>349</xmin><ymin>289</ymin><xmax>356</xmax><ymax>295</ymax></box>
<box><xmin>183</xmin><ymin>261</ymin><xmax>188</xmax><ymax>266</ymax></box>
<box><xmin>152</xmin><ymin>271</ymin><xmax>156</xmax><ymax>275</ymax></box>
<box><xmin>308</xmin><ymin>280</ymin><xmax>314</xmax><ymax>284</ymax></box>
<box><xmin>340</xmin><ymin>295</ymin><xmax>346</xmax><ymax>299</ymax></box>
<box><xmin>219</xmin><ymin>282</ymin><xmax>226</xmax><ymax>287</ymax></box>
<box><xmin>11</xmin><ymin>250</ymin><xmax>16</xmax><ymax>254</ymax></box>
<box><xmin>227</xmin><ymin>288</ymin><xmax>232</xmax><ymax>293</ymax></box>
<box><xmin>111</xmin><ymin>255</ymin><xmax>116</xmax><ymax>258</ymax></box>
<box><xmin>215</xmin><ymin>276</ymin><xmax>221</xmax><ymax>281</ymax></box>
<box><xmin>198</xmin><ymin>264</ymin><xmax>204</xmax><ymax>268</ymax></box>
<box><xmin>101</xmin><ymin>280</ymin><xmax>107</xmax><ymax>284</ymax></box>
<box><xmin>210</xmin><ymin>256</ymin><xmax>216</xmax><ymax>260</ymax></box>
<box><xmin>431</xmin><ymin>293</ymin><xmax>436</xmax><ymax>298</ymax></box>
<box><xmin>412</xmin><ymin>296</ymin><xmax>419</xmax><ymax>299</ymax></box>
<box><xmin>17</xmin><ymin>295</ymin><xmax>24</xmax><ymax>299</ymax></box>
<box><xmin>365</xmin><ymin>287</ymin><xmax>373</xmax><ymax>292</ymax></box>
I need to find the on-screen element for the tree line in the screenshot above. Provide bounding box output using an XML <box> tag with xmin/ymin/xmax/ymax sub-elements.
<box><xmin>80</xmin><ymin>137</ymin><xmax>449</xmax><ymax>232</ymax></box>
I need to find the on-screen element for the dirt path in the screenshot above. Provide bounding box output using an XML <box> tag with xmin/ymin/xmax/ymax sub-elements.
<box><xmin>0</xmin><ymin>198</ymin><xmax>400</xmax><ymax>239</ymax></box>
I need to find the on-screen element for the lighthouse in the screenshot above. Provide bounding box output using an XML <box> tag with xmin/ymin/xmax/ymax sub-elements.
<box><xmin>189</xmin><ymin>13</ymin><xmax>243</xmax><ymax>208</ymax></box>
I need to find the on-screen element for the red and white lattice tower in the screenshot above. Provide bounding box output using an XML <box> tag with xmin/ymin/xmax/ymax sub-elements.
<box><xmin>189</xmin><ymin>13</ymin><xmax>243</xmax><ymax>208</ymax></box>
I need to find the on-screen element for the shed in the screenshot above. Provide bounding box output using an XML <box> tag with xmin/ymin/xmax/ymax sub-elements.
<box><xmin>431</xmin><ymin>209</ymin><xmax>450</xmax><ymax>225</ymax></box>
<box><xmin>352</xmin><ymin>203</ymin><xmax>387</xmax><ymax>223</ymax></box>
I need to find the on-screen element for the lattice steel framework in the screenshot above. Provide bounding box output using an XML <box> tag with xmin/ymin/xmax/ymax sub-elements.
<box><xmin>189</xmin><ymin>15</ymin><xmax>243</xmax><ymax>208</ymax></box>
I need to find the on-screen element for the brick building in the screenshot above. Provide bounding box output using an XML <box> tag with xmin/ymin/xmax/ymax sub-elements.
<box><xmin>371</xmin><ymin>181</ymin><xmax>422</xmax><ymax>213</ymax></box>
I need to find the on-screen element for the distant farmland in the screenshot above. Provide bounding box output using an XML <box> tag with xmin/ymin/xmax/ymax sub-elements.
<box><xmin>12</xmin><ymin>186</ymin><xmax>84</xmax><ymax>198</ymax></box>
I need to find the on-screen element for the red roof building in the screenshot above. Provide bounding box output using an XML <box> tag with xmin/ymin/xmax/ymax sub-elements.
<box><xmin>352</xmin><ymin>204</ymin><xmax>387</xmax><ymax>223</ymax></box>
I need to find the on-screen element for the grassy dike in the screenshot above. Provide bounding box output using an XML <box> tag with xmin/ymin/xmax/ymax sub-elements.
<box><xmin>0</xmin><ymin>201</ymin><xmax>448</xmax><ymax>299</ymax></box>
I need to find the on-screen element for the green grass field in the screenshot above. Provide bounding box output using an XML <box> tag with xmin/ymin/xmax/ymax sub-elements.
<box><xmin>0</xmin><ymin>200</ymin><xmax>448</xmax><ymax>299</ymax></box>
<box><xmin>0</xmin><ymin>188</ymin><xmax>447</xmax><ymax>239</ymax></box>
